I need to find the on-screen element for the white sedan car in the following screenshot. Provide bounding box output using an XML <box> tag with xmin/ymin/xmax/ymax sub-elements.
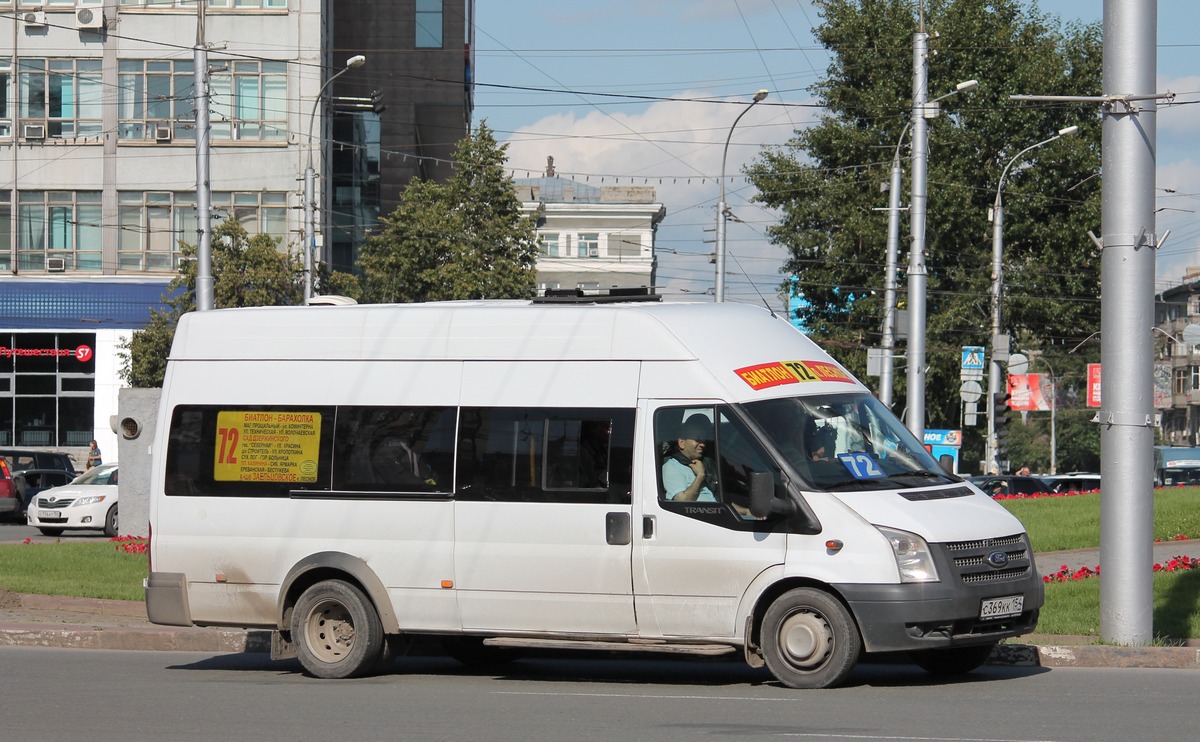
<box><xmin>26</xmin><ymin>463</ymin><xmax>119</xmax><ymax>537</ymax></box>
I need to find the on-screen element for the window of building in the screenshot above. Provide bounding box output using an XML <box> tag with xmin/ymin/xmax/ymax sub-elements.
<box><xmin>16</xmin><ymin>191</ymin><xmax>102</xmax><ymax>272</ymax></box>
<box><xmin>1174</xmin><ymin>368</ymin><xmax>1188</xmax><ymax>395</ymax></box>
<box><xmin>609</xmin><ymin>233</ymin><xmax>643</xmax><ymax>258</ymax></box>
<box><xmin>1</xmin><ymin>59</ymin><xmax>11</xmax><ymax>138</ymax></box>
<box><xmin>1192</xmin><ymin>365</ymin><xmax>1199</xmax><ymax>392</ymax></box>
<box><xmin>116</xmin><ymin>0</ymin><xmax>289</xmax><ymax>9</ymax></box>
<box><xmin>416</xmin><ymin>0</ymin><xmax>444</xmax><ymax>48</ymax></box>
<box><xmin>578</xmin><ymin>232</ymin><xmax>599</xmax><ymax>258</ymax></box>
<box><xmin>540</xmin><ymin>233</ymin><xmax>559</xmax><ymax>257</ymax></box>
<box><xmin>208</xmin><ymin>60</ymin><xmax>287</xmax><ymax>142</ymax></box>
<box><xmin>0</xmin><ymin>332</ymin><xmax>97</xmax><ymax>448</ymax></box>
<box><xmin>0</xmin><ymin>192</ymin><xmax>10</xmax><ymax>273</ymax></box>
<box><xmin>118</xmin><ymin>59</ymin><xmax>196</xmax><ymax>141</ymax></box>
<box><xmin>18</xmin><ymin>58</ymin><xmax>104</xmax><ymax>139</ymax></box>
<box><xmin>117</xmin><ymin>192</ymin><xmax>193</xmax><ymax>271</ymax></box>
<box><xmin>214</xmin><ymin>191</ymin><xmax>289</xmax><ymax>241</ymax></box>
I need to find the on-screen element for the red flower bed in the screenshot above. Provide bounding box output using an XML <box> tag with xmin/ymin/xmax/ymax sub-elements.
<box><xmin>110</xmin><ymin>535</ymin><xmax>148</xmax><ymax>554</ymax></box>
<box><xmin>1043</xmin><ymin>555</ymin><xmax>1200</xmax><ymax>582</ymax></box>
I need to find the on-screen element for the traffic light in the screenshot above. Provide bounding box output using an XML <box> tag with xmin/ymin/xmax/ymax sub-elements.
<box><xmin>993</xmin><ymin>391</ymin><xmax>1012</xmax><ymax>458</ymax></box>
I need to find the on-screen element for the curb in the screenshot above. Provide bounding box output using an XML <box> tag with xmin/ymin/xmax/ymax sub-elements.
<box><xmin>0</xmin><ymin>622</ymin><xmax>271</xmax><ymax>653</ymax></box>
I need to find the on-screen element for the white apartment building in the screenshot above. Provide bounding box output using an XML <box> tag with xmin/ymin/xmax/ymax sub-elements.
<box><xmin>516</xmin><ymin>160</ymin><xmax>666</xmax><ymax>293</ymax></box>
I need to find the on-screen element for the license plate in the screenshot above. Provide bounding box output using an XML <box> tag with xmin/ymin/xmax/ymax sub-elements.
<box><xmin>980</xmin><ymin>594</ymin><xmax>1024</xmax><ymax>620</ymax></box>
<box><xmin>37</xmin><ymin>510</ymin><xmax>58</xmax><ymax>519</ymax></box>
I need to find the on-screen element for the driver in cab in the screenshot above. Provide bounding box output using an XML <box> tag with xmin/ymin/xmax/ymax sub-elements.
<box><xmin>662</xmin><ymin>414</ymin><xmax>716</xmax><ymax>502</ymax></box>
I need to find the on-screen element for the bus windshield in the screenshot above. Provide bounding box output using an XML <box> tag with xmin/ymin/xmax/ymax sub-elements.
<box><xmin>742</xmin><ymin>393</ymin><xmax>955</xmax><ymax>491</ymax></box>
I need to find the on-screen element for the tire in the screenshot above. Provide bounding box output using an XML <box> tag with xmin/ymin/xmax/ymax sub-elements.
<box><xmin>761</xmin><ymin>587</ymin><xmax>861</xmax><ymax>689</ymax></box>
<box><xmin>910</xmin><ymin>643</ymin><xmax>996</xmax><ymax>676</ymax></box>
<box><xmin>442</xmin><ymin>635</ymin><xmax>520</xmax><ymax>667</ymax></box>
<box><xmin>291</xmin><ymin>579</ymin><xmax>387</xmax><ymax>679</ymax></box>
<box><xmin>103</xmin><ymin>504</ymin><xmax>119</xmax><ymax>538</ymax></box>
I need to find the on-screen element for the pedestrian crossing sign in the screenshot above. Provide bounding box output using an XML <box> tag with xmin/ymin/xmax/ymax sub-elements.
<box><xmin>961</xmin><ymin>346</ymin><xmax>985</xmax><ymax>371</ymax></box>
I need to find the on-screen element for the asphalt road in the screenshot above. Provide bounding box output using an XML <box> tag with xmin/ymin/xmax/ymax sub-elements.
<box><xmin>0</xmin><ymin>647</ymin><xmax>1195</xmax><ymax>741</ymax></box>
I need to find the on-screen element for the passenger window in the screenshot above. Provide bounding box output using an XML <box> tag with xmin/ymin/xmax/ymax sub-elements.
<box><xmin>457</xmin><ymin>407</ymin><xmax>634</xmax><ymax>504</ymax></box>
<box><xmin>332</xmin><ymin>407</ymin><xmax>456</xmax><ymax>494</ymax></box>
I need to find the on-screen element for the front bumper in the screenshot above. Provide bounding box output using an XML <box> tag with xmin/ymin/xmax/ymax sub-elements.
<box><xmin>836</xmin><ymin>532</ymin><xmax>1044</xmax><ymax>653</ymax></box>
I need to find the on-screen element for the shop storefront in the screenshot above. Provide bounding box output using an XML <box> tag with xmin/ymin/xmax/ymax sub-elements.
<box><xmin>0</xmin><ymin>278</ymin><xmax>172</xmax><ymax>457</ymax></box>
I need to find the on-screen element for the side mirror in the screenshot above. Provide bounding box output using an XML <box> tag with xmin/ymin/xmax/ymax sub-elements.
<box><xmin>938</xmin><ymin>453</ymin><xmax>955</xmax><ymax>476</ymax></box>
<box><xmin>749</xmin><ymin>471</ymin><xmax>795</xmax><ymax>519</ymax></box>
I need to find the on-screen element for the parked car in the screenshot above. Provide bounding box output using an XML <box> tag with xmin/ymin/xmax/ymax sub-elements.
<box><xmin>970</xmin><ymin>474</ymin><xmax>1053</xmax><ymax>498</ymax></box>
<box><xmin>0</xmin><ymin>457</ymin><xmax>19</xmax><ymax>522</ymax></box>
<box><xmin>0</xmin><ymin>448</ymin><xmax>78</xmax><ymax>477</ymax></box>
<box><xmin>12</xmin><ymin>469</ymin><xmax>76</xmax><ymax>513</ymax></box>
<box><xmin>1041</xmin><ymin>472</ymin><xmax>1101</xmax><ymax>494</ymax></box>
<box><xmin>25</xmin><ymin>463</ymin><xmax>119</xmax><ymax>537</ymax></box>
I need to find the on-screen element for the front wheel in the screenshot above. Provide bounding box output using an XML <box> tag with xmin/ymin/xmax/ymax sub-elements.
<box><xmin>291</xmin><ymin>579</ymin><xmax>387</xmax><ymax>679</ymax></box>
<box><xmin>761</xmin><ymin>587</ymin><xmax>861</xmax><ymax>689</ymax></box>
<box><xmin>103</xmin><ymin>504</ymin><xmax>118</xmax><ymax>537</ymax></box>
<box><xmin>910</xmin><ymin>643</ymin><xmax>996</xmax><ymax>676</ymax></box>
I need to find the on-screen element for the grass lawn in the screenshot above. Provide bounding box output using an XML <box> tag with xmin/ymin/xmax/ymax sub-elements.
<box><xmin>0</xmin><ymin>541</ymin><xmax>147</xmax><ymax>602</ymax></box>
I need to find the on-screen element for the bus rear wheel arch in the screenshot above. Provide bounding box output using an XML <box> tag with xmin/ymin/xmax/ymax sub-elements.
<box><xmin>291</xmin><ymin>579</ymin><xmax>389</xmax><ymax>679</ymax></box>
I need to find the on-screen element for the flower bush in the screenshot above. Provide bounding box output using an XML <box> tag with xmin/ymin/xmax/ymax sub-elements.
<box><xmin>1043</xmin><ymin>555</ymin><xmax>1200</xmax><ymax>582</ymax></box>
<box><xmin>111</xmin><ymin>535</ymin><xmax>148</xmax><ymax>555</ymax></box>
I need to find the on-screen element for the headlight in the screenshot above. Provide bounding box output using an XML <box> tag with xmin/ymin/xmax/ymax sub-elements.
<box><xmin>71</xmin><ymin>495</ymin><xmax>108</xmax><ymax>507</ymax></box>
<box><xmin>877</xmin><ymin>526</ymin><xmax>939</xmax><ymax>583</ymax></box>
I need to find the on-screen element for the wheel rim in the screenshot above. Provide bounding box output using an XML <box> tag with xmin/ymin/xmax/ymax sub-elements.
<box><xmin>776</xmin><ymin>608</ymin><xmax>834</xmax><ymax>670</ymax></box>
<box><xmin>302</xmin><ymin>598</ymin><xmax>356</xmax><ymax>664</ymax></box>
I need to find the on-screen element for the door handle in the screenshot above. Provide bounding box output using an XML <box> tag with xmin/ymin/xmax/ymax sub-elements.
<box><xmin>642</xmin><ymin>515</ymin><xmax>656</xmax><ymax>540</ymax></box>
<box><xmin>605</xmin><ymin>512</ymin><xmax>631</xmax><ymax>545</ymax></box>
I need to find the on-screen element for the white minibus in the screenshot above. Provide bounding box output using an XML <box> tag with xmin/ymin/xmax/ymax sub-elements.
<box><xmin>145</xmin><ymin>296</ymin><xmax>1043</xmax><ymax>688</ymax></box>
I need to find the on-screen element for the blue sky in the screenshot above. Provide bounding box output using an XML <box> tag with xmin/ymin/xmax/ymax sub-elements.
<box><xmin>472</xmin><ymin>1</ymin><xmax>1200</xmax><ymax>304</ymax></box>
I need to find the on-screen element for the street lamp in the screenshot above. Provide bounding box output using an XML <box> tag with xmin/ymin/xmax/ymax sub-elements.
<box><xmin>304</xmin><ymin>54</ymin><xmax>367</xmax><ymax>303</ymax></box>
<box><xmin>880</xmin><ymin>79</ymin><xmax>978</xmax><ymax>408</ymax></box>
<box><xmin>715</xmin><ymin>89</ymin><xmax>768</xmax><ymax>303</ymax></box>
<box><xmin>985</xmin><ymin>124</ymin><xmax>1078</xmax><ymax>472</ymax></box>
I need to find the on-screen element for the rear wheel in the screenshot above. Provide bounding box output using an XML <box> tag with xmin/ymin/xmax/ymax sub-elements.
<box><xmin>761</xmin><ymin>587</ymin><xmax>861</xmax><ymax>689</ymax></box>
<box><xmin>38</xmin><ymin>527</ymin><xmax>64</xmax><ymax>537</ymax></box>
<box><xmin>103</xmin><ymin>504</ymin><xmax>118</xmax><ymax>537</ymax></box>
<box><xmin>291</xmin><ymin>579</ymin><xmax>387</xmax><ymax>679</ymax></box>
<box><xmin>910</xmin><ymin>643</ymin><xmax>996</xmax><ymax>676</ymax></box>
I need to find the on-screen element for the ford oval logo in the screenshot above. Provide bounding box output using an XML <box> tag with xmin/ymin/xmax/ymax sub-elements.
<box><xmin>986</xmin><ymin>551</ymin><xmax>1010</xmax><ymax>568</ymax></box>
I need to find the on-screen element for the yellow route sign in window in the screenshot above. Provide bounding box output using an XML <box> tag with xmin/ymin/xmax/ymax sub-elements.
<box><xmin>214</xmin><ymin>410</ymin><xmax>322</xmax><ymax>483</ymax></box>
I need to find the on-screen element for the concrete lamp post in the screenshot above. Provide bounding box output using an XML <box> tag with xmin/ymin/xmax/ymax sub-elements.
<box><xmin>304</xmin><ymin>54</ymin><xmax>367</xmax><ymax>304</ymax></box>
<box><xmin>715</xmin><ymin>89</ymin><xmax>768</xmax><ymax>303</ymax></box>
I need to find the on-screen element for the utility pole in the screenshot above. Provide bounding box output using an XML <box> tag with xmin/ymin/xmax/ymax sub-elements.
<box><xmin>193</xmin><ymin>4</ymin><xmax>213</xmax><ymax>311</ymax></box>
<box><xmin>904</xmin><ymin>25</ymin><xmax>929</xmax><ymax>438</ymax></box>
<box><xmin>879</xmin><ymin>143</ymin><xmax>904</xmax><ymax>408</ymax></box>
<box><xmin>1098</xmin><ymin>0</ymin><xmax>1156</xmax><ymax>646</ymax></box>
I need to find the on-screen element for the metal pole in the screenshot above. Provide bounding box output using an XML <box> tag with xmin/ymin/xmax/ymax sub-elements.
<box><xmin>715</xmin><ymin>90</ymin><xmax>767</xmax><ymax>303</ymax></box>
<box><xmin>905</xmin><ymin>29</ymin><xmax>929</xmax><ymax>438</ymax></box>
<box><xmin>193</xmin><ymin>5</ymin><xmax>213</xmax><ymax>312</ymax></box>
<box><xmin>1100</xmin><ymin>0</ymin><xmax>1156</xmax><ymax>645</ymax></box>
<box><xmin>304</xmin><ymin>55</ymin><xmax>366</xmax><ymax>303</ymax></box>
<box><xmin>880</xmin><ymin>145</ymin><xmax>904</xmax><ymax>408</ymax></box>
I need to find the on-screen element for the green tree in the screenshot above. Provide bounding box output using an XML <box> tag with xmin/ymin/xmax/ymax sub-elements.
<box><xmin>746</xmin><ymin>0</ymin><xmax>1102</xmax><ymax>465</ymax></box>
<box><xmin>119</xmin><ymin>221</ymin><xmax>308</xmax><ymax>388</ymax></box>
<box><xmin>357</xmin><ymin>121</ymin><xmax>539</xmax><ymax>302</ymax></box>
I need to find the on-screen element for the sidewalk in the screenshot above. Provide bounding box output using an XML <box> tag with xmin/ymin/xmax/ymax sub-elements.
<box><xmin>2</xmin><ymin>543</ymin><xmax>1199</xmax><ymax>669</ymax></box>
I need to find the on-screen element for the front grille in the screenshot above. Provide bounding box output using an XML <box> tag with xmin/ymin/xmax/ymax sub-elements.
<box><xmin>938</xmin><ymin>533</ymin><xmax>1033</xmax><ymax>584</ymax></box>
<box><xmin>34</xmin><ymin>496</ymin><xmax>73</xmax><ymax>510</ymax></box>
